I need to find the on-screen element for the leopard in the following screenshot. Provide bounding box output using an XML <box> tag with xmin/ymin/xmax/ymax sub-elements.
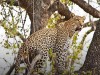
<box><xmin>14</xmin><ymin>16</ymin><xmax>85</xmax><ymax>75</ymax></box>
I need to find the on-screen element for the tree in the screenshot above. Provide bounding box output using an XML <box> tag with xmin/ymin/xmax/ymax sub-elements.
<box><xmin>5</xmin><ymin>0</ymin><xmax>78</xmax><ymax>34</ymax></box>
<box><xmin>6</xmin><ymin>0</ymin><xmax>100</xmax><ymax>33</ymax></box>
<box><xmin>0</xmin><ymin>0</ymin><xmax>100</xmax><ymax>75</ymax></box>
<box><xmin>76</xmin><ymin>20</ymin><xmax>100</xmax><ymax>75</ymax></box>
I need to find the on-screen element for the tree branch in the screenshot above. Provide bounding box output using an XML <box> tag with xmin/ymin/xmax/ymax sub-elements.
<box><xmin>70</xmin><ymin>0</ymin><xmax>100</xmax><ymax>18</ymax></box>
<box><xmin>27</xmin><ymin>54</ymin><xmax>42</xmax><ymax>75</ymax></box>
<box><xmin>16</xmin><ymin>32</ymin><xmax>26</xmax><ymax>42</ymax></box>
<box><xmin>6</xmin><ymin>64</ymin><xmax>15</xmax><ymax>75</ymax></box>
<box><xmin>48</xmin><ymin>0</ymin><xmax>75</xmax><ymax>20</ymax></box>
<box><xmin>6</xmin><ymin>61</ymin><xmax>24</xmax><ymax>75</ymax></box>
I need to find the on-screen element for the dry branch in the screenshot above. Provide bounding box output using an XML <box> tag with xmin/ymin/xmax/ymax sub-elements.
<box><xmin>70</xmin><ymin>0</ymin><xmax>100</xmax><ymax>18</ymax></box>
<box><xmin>6</xmin><ymin>64</ymin><xmax>15</xmax><ymax>75</ymax></box>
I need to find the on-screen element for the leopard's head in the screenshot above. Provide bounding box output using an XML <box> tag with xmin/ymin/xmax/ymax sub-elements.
<box><xmin>64</xmin><ymin>16</ymin><xmax>85</xmax><ymax>37</ymax></box>
<box><xmin>73</xmin><ymin>16</ymin><xmax>85</xmax><ymax>31</ymax></box>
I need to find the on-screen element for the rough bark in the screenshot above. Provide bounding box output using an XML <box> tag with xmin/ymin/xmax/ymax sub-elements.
<box><xmin>18</xmin><ymin>0</ymin><xmax>51</xmax><ymax>34</ymax></box>
<box><xmin>76</xmin><ymin>20</ymin><xmax>100</xmax><ymax>75</ymax></box>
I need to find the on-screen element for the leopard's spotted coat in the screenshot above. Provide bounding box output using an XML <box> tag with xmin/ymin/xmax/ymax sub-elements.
<box><xmin>15</xmin><ymin>16</ymin><xmax>85</xmax><ymax>75</ymax></box>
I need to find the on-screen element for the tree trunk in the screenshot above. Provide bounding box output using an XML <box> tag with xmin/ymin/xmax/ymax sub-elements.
<box><xmin>77</xmin><ymin>20</ymin><xmax>100</xmax><ymax>75</ymax></box>
<box><xmin>18</xmin><ymin>0</ymin><xmax>51</xmax><ymax>34</ymax></box>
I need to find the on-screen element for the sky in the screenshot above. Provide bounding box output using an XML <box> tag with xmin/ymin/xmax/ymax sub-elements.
<box><xmin>0</xmin><ymin>0</ymin><xmax>99</xmax><ymax>75</ymax></box>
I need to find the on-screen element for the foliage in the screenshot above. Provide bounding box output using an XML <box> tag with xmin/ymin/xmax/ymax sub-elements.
<box><xmin>47</xmin><ymin>11</ymin><xmax>61</xmax><ymax>28</ymax></box>
<box><xmin>60</xmin><ymin>0</ymin><xmax>73</xmax><ymax>5</ymax></box>
<box><xmin>66</xmin><ymin>27</ymin><xmax>93</xmax><ymax>74</ymax></box>
<box><xmin>0</xmin><ymin>2</ymin><xmax>30</xmax><ymax>49</ymax></box>
<box><xmin>48</xmin><ymin>48</ymin><xmax>56</xmax><ymax>75</ymax></box>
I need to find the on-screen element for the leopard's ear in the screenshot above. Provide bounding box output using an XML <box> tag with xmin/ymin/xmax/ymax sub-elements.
<box><xmin>80</xmin><ymin>16</ymin><xmax>86</xmax><ymax>25</ymax></box>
